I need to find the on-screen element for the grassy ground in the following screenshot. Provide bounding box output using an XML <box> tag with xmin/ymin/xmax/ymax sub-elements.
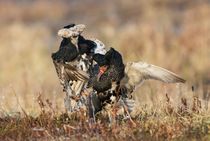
<box><xmin>0</xmin><ymin>0</ymin><xmax>210</xmax><ymax>140</ymax></box>
<box><xmin>0</xmin><ymin>93</ymin><xmax>209</xmax><ymax>140</ymax></box>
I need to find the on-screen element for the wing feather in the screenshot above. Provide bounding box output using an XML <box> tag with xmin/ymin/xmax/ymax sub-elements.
<box><xmin>121</xmin><ymin>62</ymin><xmax>186</xmax><ymax>94</ymax></box>
<box><xmin>53</xmin><ymin>60</ymin><xmax>89</xmax><ymax>91</ymax></box>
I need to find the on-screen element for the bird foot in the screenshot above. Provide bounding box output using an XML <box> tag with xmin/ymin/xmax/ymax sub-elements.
<box><xmin>123</xmin><ymin>103</ymin><xmax>136</xmax><ymax>127</ymax></box>
<box><xmin>72</xmin><ymin>94</ymin><xmax>82</xmax><ymax>101</ymax></box>
<box><xmin>112</xmin><ymin>108</ymin><xmax>120</xmax><ymax>118</ymax></box>
<box><xmin>81</xmin><ymin>91</ymin><xmax>89</xmax><ymax>96</ymax></box>
<box><xmin>71</xmin><ymin>91</ymin><xmax>88</xmax><ymax>102</ymax></box>
<box><xmin>130</xmin><ymin>119</ymin><xmax>136</xmax><ymax>127</ymax></box>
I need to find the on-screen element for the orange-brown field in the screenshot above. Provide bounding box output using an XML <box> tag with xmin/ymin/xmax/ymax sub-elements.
<box><xmin>0</xmin><ymin>0</ymin><xmax>209</xmax><ymax>140</ymax></box>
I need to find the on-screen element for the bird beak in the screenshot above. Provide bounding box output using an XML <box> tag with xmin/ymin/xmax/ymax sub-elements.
<box><xmin>74</xmin><ymin>42</ymin><xmax>79</xmax><ymax>51</ymax></box>
<box><xmin>97</xmin><ymin>66</ymin><xmax>107</xmax><ymax>81</ymax></box>
<box><xmin>97</xmin><ymin>70</ymin><xmax>104</xmax><ymax>81</ymax></box>
<box><xmin>72</xmin><ymin>36</ymin><xmax>79</xmax><ymax>51</ymax></box>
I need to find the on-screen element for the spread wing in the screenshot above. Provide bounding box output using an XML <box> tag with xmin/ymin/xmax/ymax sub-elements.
<box><xmin>120</xmin><ymin>62</ymin><xmax>186</xmax><ymax>94</ymax></box>
<box><xmin>52</xmin><ymin>59</ymin><xmax>89</xmax><ymax>91</ymax></box>
<box><xmin>62</xmin><ymin>62</ymin><xmax>89</xmax><ymax>80</ymax></box>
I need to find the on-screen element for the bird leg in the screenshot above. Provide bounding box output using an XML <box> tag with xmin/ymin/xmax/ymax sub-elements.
<box><xmin>111</xmin><ymin>108</ymin><xmax>120</xmax><ymax>118</ymax></box>
<box><xmin>111</xmin><ymin>86</ymin><xmax>121</xmax><ymax>124</ymax></box>
<box><xmin>113</xmin><ymin>86</ymin><xmax>121</xmax><ymax>115</ymax></box>
<box><xmin>123</xmin><ymin>103</ymin><xmax>136</xmax><ymax>127</ymax></box>
<box><xmin>81</xmin><ymin>91</ymin><xmax>89</xmax><ymax>96</ymax></box>
<box><xmin>88</xmin><ymin>92</ymin><xmax>95</xmax><ymax>121</ymax></box>
<box><xmin>64</xmin><ymin>81</ymin><xmax>74</xmax><ymax>112</ymax></box>
<box><xmin>72</xmin><ymin>80</ymin><xmax>87</xmax><ymax>103</ymax></box>
<box><xmin>72</xmin><ymin>94</ymin><xmax>82</xmax><ymax>101</ymax></box>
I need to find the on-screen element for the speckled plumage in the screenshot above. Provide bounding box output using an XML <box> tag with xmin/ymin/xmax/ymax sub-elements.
<box><xmin>88</xmin><ymin>48</ymin><xmax>125</xmax><ymax>114</ymax></box>
<box><xmin>89</xmin><ymin>48</ymin><xmax>124</xmax><ymax>93</ymax></box>
<box><xmin>88</xmin><ymin>47</ymin><xmax>186</xmax><ymax>118</ymax></box>
<box><xmin>52</xmin><ymin>24</ymin><xmax>96</xmax><ymax>112</ymax></box>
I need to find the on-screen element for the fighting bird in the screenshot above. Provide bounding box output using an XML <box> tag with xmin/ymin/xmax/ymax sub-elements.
<box><xmin>88</xmin><ymin>48</ymin><xmax>135</xmax><ymax>123</ymax></box>
<box><xmin>52</xmin><ymin>23</ymin><xmax>97</xmax><ymax>112</ymax></box>
<box><xmin>88</xmin><ymin>47</ymin><xmax>186</xmax><ymax>125</ymax></box>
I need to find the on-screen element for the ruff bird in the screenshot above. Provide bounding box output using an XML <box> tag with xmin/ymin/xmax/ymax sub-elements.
<box><xmin>88</xmin><ymin>47</ymin><xmax>186</xmax><ymax>125</ymax></box>
<box><xmin>88</xmin><ymin>48</ymin><xmax>135</xmax><ymax>123</ymax></box>
<box><xmin>52</xmin><ymin>23</ymin><xmax>99</xmax><ymax>113</ymax></box>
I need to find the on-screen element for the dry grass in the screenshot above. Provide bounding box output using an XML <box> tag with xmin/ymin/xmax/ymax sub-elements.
<box><xmin>0</xmin><ymin>93</ymin><xmax>209</xmax><ymax>140</ymax></box>
<box><xmin>0</xmin><ymin>0</ymin><xmax>210</xmax><ymax>140</ymax></box>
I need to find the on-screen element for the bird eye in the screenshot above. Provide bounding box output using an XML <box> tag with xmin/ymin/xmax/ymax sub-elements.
<box><xmin>72</xmin><ymin>33</ymin><xmax>78</xmax><ymax>38</ymax></box>
<box><xmin>104</xmin><ymin>65</ymin><xmax>107</xmax><ymax>68</ymax></box>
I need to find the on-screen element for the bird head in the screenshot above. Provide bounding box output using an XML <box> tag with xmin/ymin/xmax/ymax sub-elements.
<box><xmin>93</xmin><ymin>48</ymin><xmax>116</xmax><ymax>81</ymax></box>
<box><xmin>91</xmin><ymin>38</ymin><xmax>107</xmax><ymax>55</ymax></box>
<box><xmin>58</xmin><ymin>24</ymin><xmax>85</xmax><ymax>51</ymax></box>
<box><xmin>93</xmin><ymin>54</ymin><xmax>108</xmax><ymax>81</ymax></box>
<box><xmin>98</xmin><ymin>65</ymin><xmax>108</xmax><ymax>81</ymax></box>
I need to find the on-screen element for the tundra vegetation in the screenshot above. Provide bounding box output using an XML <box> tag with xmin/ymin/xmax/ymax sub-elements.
<box><xmin>0</xmin><ymin>0</ymin><xmax>209</xmax><ymax>140</ymax></box>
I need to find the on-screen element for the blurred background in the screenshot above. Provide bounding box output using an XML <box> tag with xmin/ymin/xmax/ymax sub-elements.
<box><xmin>0</xmin><ymin>0</ymin><xmax>209</xmax><ymax>116</ymax></box>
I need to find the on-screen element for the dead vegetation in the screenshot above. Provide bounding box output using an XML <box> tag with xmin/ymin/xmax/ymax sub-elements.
<box><xmin>0</xmin><ymin>92</ymin><xmax>209</xmax><ymax>140</ymax></box>
<box><xmin>0</xmin><ymin>0</ymin><xmax>210</xmax><ymax>140</ymax></box>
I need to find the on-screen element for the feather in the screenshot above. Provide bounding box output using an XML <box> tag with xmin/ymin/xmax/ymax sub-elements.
<box><xmin>91</xmin><ymin>38</ymin><xmax>106</xmax><ymax>55</ymax></box>
<box><xmin>52</xmin><ymin>24</ymin><xmax>97</xmax><ymax>113</ymax></box>
<box><xmin>58</xmin><ymin>24</ymin><xmax>85</xmax><ymax>38</ymax></box>
<box><xmin>121</xmin><ymin>62</ymin><xmax>186</xmax><ymax>94</ymax></box>
<box><xmin>52</xmin><ymin>56</ymin><xmax>90</xmax><ymax>92</ymax></box>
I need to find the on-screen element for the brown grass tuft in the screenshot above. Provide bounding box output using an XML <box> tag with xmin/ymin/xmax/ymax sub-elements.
<box><xmin>0</xmin><ymin>0</ymin><xmax>210</xmax><ymax>140</ymax></box>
